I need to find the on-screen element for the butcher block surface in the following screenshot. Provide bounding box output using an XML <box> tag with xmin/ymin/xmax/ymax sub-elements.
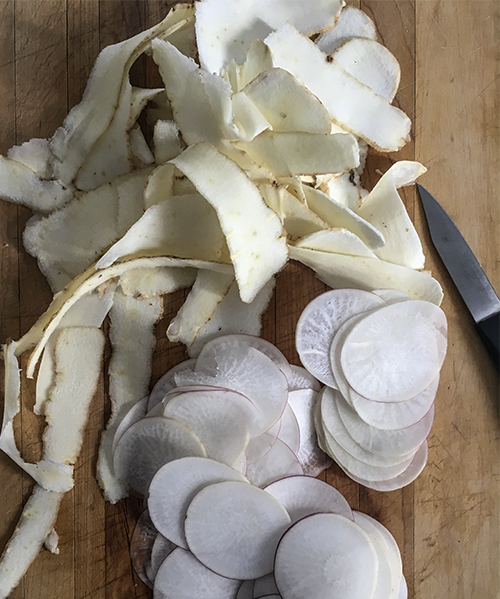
<box><xmin>0</xmin><ymin>1</ymin><xmax>498</xmax><ymax>598</ymax></box>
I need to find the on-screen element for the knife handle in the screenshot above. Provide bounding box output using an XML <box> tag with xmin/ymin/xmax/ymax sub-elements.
<box><xmin>476</xmin><ymin>313</ymin><xmax>499</xmax><ymax>371</ymax></box>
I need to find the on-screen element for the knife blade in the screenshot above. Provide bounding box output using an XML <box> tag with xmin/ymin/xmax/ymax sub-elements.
<box><xmin>417</xmin><ymin>183</ymin><xmax>499</xmax><ymax>370</ymax></box>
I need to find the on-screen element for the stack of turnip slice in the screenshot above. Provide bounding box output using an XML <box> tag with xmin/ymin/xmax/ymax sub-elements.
<box><xmin>129</xmin><ymin>463</ymin><xmax>407</xmax><ymax>599</ymax></box>
<box><xmin>296</xmin><ymin>288</ymin><xmax>447</xmax><ymax>490</ymax></box>
<box><xmin>112</xmin><ymin>334</ymin><xmax>331</xmax><ymax>497</ymax></box>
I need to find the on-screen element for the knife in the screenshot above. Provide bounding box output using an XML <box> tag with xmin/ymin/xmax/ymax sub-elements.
<box><xmin>417</xmin><ymin>183</ymin><xmax>499</xmax><ymax>370</ymax></box>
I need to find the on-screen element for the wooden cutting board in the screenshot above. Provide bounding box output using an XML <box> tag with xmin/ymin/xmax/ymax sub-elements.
<box><xmin>0</xmin><ymin>1</ymin><xmax>498</xmax><ymax>598</ymax></box>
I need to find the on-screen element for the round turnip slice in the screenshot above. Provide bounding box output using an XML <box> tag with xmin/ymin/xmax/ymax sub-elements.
<box><xmin>319</xmin><ymin>388</ymin><xmax>416</xmax><ymax>466</ymax></box>
<box><xmin>287</xmin><ymin>365</ymin><xmax>321</xmax><ymax>392</ymax></box>
<box><xmin>112</xmin><ymin>396</ymin><xmax>149</xmax><ymax>453</ymax></box>
<box><xmin>277</xmin><ymin>404</ymin><xmax>300</xmax><ymax>455</ymax></box>
<box><xmin>274</xmin><ymin>513</ymin><xmax>378</xmax><ymax>599</ymax></box>
<box><xmin>373</xmin><ymin>289</ymin><xmax>410</xmax><ymax>304</ymax></box>
<box><xmin>264</xmin><ymin>475</ymin><xmax>353</xmax><ymax>523</ymax></box>
<box><xmin>253</xmin><ymin>573</ymin><xmax>279</xmax><ymax>597</ymax></box>
<box><xmin>349</xmin><ymin>375</ymin><xmax>439</xmax><ymax>430</ymax></box>
<box><xmin>246</xmin><ymin>439</ymin><xmax>303</xmax><ymax>488</ymax></box>
<box><xmin>162</xmin><ymin>389</ymin><xmax>252</xmax><ymax>466</ymax></box>
<box><xmin>232</xmin><ymin>450</ymin><xmax>248</xmax><ymax>475</ymax></box>
<box><xmin>398</xmin><ymin>576</ymin><xmax>408</xmax><ymax>599</ymax></box>
<box><xmin>148</xmin><ymin>358</ymin><xmax>196</xmax><ymax>410</ymax></box>
<box><xmin>246</xmin><ymin>433</ymin><xmax>277</xmax><ymax>465</ymax></box>
<box><xmin>236</xmin><ymin>580</ymin><xmax>254</xmax><ymax>599</ymax></box>
<box><xmin>346</xmin><ymin>441</ymin><xmax>429</xmax><ymax>491</ymax></box>
<box><xmin>130</xmin><ymin>509</ymin><xmax>157</xmax><ymax>590</ymax></box>
<box><xmin>295</xmin><ymin>288</ymin><xmax>385</xmax><ymax>387</ymax></box>
<box><xmin>337</xmin><ymin>390</ymin><xmax>435</xmax><ymax>456</ymax></box>
<box><xmin>321</xmin><ymin>423</ymin><xmax>416</xmax><ymax>481</ymax></box>
<box><xmin>154</xmin><ymin>547</ymin><xmax>241</xmax><ymax>599</ymax></box>
<box><xmin>353</xmin><ymin>512</ymin><xmax>401</xmax><ymax>599</ymax></box>
<box><xmin>340</xmin><ymin>300</ymin><xmax>447</xmax><ymax>402</ymax></box>
<box><xmin>150</xmin><ymin>533</ymin><xmax>176</xmax><ymax>580</ymax></box>
<box><xmin>185</xmin><ymin>481</ymin><xmax>291</xmax><ymax>580</ymax></box>
<box><xmin>113</xmin><ymin>416</ymin><xmax>206</xmax><ymax>496</ymax></box>
<box><xmin>287</xmin><ymin>388</ymin><xmax>332</xmax><ymax>477</ymax></box>
<box><xmin>148</xmin><ymin>457</ymin><xmax>248</xmax><ymax>549</ymax></box>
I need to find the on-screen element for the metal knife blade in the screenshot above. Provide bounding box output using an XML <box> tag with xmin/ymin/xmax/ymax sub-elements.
<box><xmin>417</xmin><ymin>183</ymin><xmax>499</xmax><ymax>368</ymax></box>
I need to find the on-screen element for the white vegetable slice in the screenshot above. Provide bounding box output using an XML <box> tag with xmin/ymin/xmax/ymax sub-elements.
<box><xmin>148</xmin><ymin>359</ymin><xmax>197</xmax><ymax>410</ymax></box>
<box><xmin>266</xmin><ymin>24</ymin><xmax>411</xmax><ymax>152</ymax></box>
<box><xmin>295</xmin><ymin>288</ymin><xmax>385</xmax><ymax>387</ymax></box>
<box><xmin>113</xmin><ymin>416</ymin><xmax>206</xmax><ymax>497</ymax></box>
<box><xmin>319</xmin><ymin>388</ymin><xmax>418</xmax><ymax>467</ymax></box>
<box><xmin>118</xmin><ymin>266</ymin><xmax>197</xmax><ymax>299</ymax></box>
<box><xmin>277</xmin><ymin>405</ymin><xmax>300</xmax><ymax>455</ymax></box>
<box><xmin>150</xmin><ymin>534</ymin><xmax>176</xmax><ymax>581</ymax></box>
<box><xmin>264</xmin><ymin>475</ymin><xmax>353</xmax><ymax>523</ymax></box>
<box><xmin>346</xmin><ymin>441</ymin><xmax>429</xmax><ymax>491</ymax></box>
<box><xmin>349</xmin><ymin>375</ymin><xmax>439</xmax><ymax>430</ymax></box>
<box><xmin>352</xmin><ymin>512</ymin><xmax>400</xmax><ymax>599</ymax></box>
<box><xmin>253</xmin><ymin>574</ymin><xmax>279</xmax><ymax>597</ymax></box>
<box><xmin>289</xmin><ymin>246</ymin><xmax>444</xmax><ymax>305</ymax></box>
<box><xmin>171</xmin><ymin>142</ymin><xmax>287</xmax><ymax>303</ymax></box>
<box><xmin>148</xmin><ymin>456</ymin><xmax>248</xmax><ymax>549</ymax></box>
<box><xmin>234</xmin><ymin>131</ymin><xmax>359</xmax><ymax>177</ymax></box>
<box><xmin>144</xmin><ymin>163</ymin><xmax>175</xmax><ymax>209</ymax></box>
<box><xmin>287</xmin><ymin>389</ymin><xmax>332</xmax><ymax>477</ymax></box>
<box><xmin>130</xmin><ymin>509</ymin><xmax>157</xmax><ymax>589</ymax></box>
<box><xmin>195</xmin><ymin>0</ymin><xmax>343</xmax><ymax>74</ymax></box>
<box><xmin>293</xmin><ymin>229</ymin><xmax>378</xmax><ymax>259</ymax></box>
<box><xmin>236</xmin><ymin>580</ymin><xmax>255</xmax><ymax>599</ymax></box>
<box><xmin>7</xmin><ymin>137</ymin><xmax>53</xmax><ymax>180</ymax></box>
<box><xmin>153</xmin><ymin>119</ymin><xmax>183</xmax><ymax>164</ymax></box>
<box><xmin>245</xmin><ymin>433</ymin><xmax>278</xmax><ymax>465</ymax></box>
<box><xmin>245</xmin><ymin>438</ymin><xmax>303</xmax><ymax>488</ymax></box>
<box><xmin>111</xmin><ymin>396</ymin><xmax>149</xmax><ymax>454</ymax></box>
<box><xmin>287</xmin><ymin>365</ymin><xmax>321</xmax><ymax>393</ymax></box>
<box><xmin>333</xmin><ymin>38</ymin><xmax>401</xmax><ymax>102</ymax></box>
<box><xmin>96</xmin><ymin>193</ymin><xmax>229</xmax><ymax>269</ymax></box>
<box><xmin>373</xmin><ymin>289</ymin><xmax>410</xmax><ymax>304</ymax></box>
<box><xmin>302</xmin><ymin>184</ymin><xmax>385</xmax><ymax>250</ymax></box>
<box><xmin>316</xmin><ymin>6</ymin><xmax>377</xmax><ymax>54</ymax></box>
<box><xmin>129</xmin><ymin>124</ymin><xmax>155</xmax><ymax>166</ymax></box>
<box><xmin>0</xmin><ymin>485</ymin><xmax>64</xmax><ymax>599</ymax></box>
<box><xmin>154</xmin><ymin>547</ymin><xmax>241</xmax><ymax>599</ymax></box>
<box><xmin>341</xmin><ymin>300</ymin><xmax>447</xmax><ymax>402</ymax></box>
<box><xmin>354</xmin><ymin>512</ymin><xmax>403</xmax><ymax>576</ymax></box>
<box><xmin>185</xmin><ymin>480</ymin><xmax>291</xmax><ymax>580</ymax></box>
<box><xmin>187</xmin><ymin>278</ymin><xmax>275</xmax><ymax>358</ymax></box>
<box><xmin>167</xmin><ymin>270</ymin><xmax>234</xmax><ymax>346</ymax></box>
<box><xmin>128</xmin><ymin>86</ymin><xmax>164</xmax><ymax>130</ymax></box>
<box><xmin>336</xmin><ymin>391</ymin><xmax>435</xmax><ymax>456</ymax></box>
<box><xmin>97</xmin><ymin>293</ymin><xmax>162</xmax><ymax>503</ymax></box>
<box><xmin>274</xmin><ymin>513</ymin><xmax>378</xmax><ymax>599</ymax></box>
<box><xmin>242</xmin><ymin>68</ymin><xmax>332</xmax><ymax>134</ymax></box>
<box><xmin>232</xmin><ymin>91</ymin><xmax>271</xmax><ymax>141</ymax></box>
<box><xmin>236</xmin><ymin>38</ymin><xmax>274</xmax><ymax>91</ymax></box>
<box><xmin>163</xmin><ymin>390</ymin><xmax>252</xmax><ymax>466</ymax></box>
<box><xmin>358</xmin><ymin>162</ymin><xmax>427</xmax><ymax>270</ymax></box>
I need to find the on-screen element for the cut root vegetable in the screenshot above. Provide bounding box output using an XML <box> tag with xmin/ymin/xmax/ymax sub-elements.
<box><xmin>148</xmin><ymin>457</ymin><xmax>248</xmax><ymax>549</ymax></box>
<box><xmin>315</xmin><ymin>6</ymin><xmax>377</xmax><ymax>54</ymax></box>
<box><xmin>130</xmin><ymin>509</ymin><xmax>158</xmax><ymax>589</ymax></box>
<box><xmin>184</xmin><ymin>480</ymin><xmax>291</xmax><ymax>579</ymax></box>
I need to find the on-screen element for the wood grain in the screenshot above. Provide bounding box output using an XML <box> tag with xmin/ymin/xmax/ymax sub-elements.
<box><xmin>0</xmin><ymin>1</ymin><xmax>498</xmax><ymax>598</ymax></box>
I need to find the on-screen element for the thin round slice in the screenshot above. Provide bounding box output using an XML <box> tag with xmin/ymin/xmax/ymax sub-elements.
<box><xmin>150</xmin><ymin>534</ymin><xmax>176</xmax><ymax>580</ymax></box>
<box><xmin>148</xmin><ymin>457</ymin><xmax>248</xmax><ymax>549</ymax></box>
<box><xmin>245</xmin><ymin>438</ymin><xmax>303</xmax><ymax>488</ymax></box>
<box><xmin>148</xmin><ymin>359</ymin><xmax>196</xmax><ymax>410</ymax></box>
<box><xmin>113</xmin><ymin>416</ymin><xmax>206</xmax><ymax>496</ymax></box>
<box><xmin>264</xmin><ymin>475</ymin><xmax>353</xmax><ymax>523</ymax></box>
<box><xmin>295</xmin><ymin>288</ymin><xmax>385</xmax><ymax>387</ymax></box>
<box><xmin>340</xmin><ymin>300</ymin><xmax>447</xmax><ymax>402</ymax></box>
<box><xmin>162</xmin><ymin>389</ymin><xmax>252</xmax><ymax>466</ymax></box>
<box><xmin>277</xmin><ymin>404</ymin><xmax>300</xmax><ymax>455</ymax></box>
<box><xmin>288</xmin><ymin>365</ymin><xmax>322</xmax><ymax>392</ymax></box>
<box><xmin>130</xmin><ymin>509</ymin><xmax>157</xmax><ymax>590</ymax></box>
<box><xmin>154</xmin><ymin>547</ymin><xmax>241</xmax><ymax>599</ymax></box>
<box><xmin>274</xmin><ymin>513</ymin><xmax>378</xmax><ymax>599</ymax></box>
<box><xmin>185</xmin><ymin>481</ymin><xmax>291</xmax><ymax>580</ymax></box>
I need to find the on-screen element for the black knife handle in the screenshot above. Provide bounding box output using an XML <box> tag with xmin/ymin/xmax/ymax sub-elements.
<box><xmin>476</xmin><ymin>312</ymin><xmax>499</xmax><ymax>371</ymax></box>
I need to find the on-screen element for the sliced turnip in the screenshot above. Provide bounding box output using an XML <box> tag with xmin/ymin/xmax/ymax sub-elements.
<box><xmin>354</xmin><ymin>512</ymin><xmax>403</xmax><ymax>573</ymax></box>
<box><xmin>236</xmin><ymin>581</ymin><xmax>255</xmax><ymax>599</ymax></box>
<box><xmin>163</xmin><ymin>389</ymin><xmax>251</xmax><ymax>466</ymax></box>
<box><xmin>295</xmin><ymin>288</ymin><xmax>385</xmax><ymax>387</ymax></box>
<box><xmin>399</xmin><ymin>576</ymin><xmax>408</xmax><ymax>599</ymax></box>
<box><xmin>277</xmin><ymin>405</ymin><xmax>300</xmax><ymax>455</ymax></box>
<box><xmin>340</xmin><ymin>300</ymin><xmax>447</xmax><ymax>402</ymax></box>
<box><xmin>287</xmin><ymin>365</ymin><xmax>321</xmax><ymax>393</ymax></box>
<box><xmin>372</xmin><ymin>289</ymin><xmax>410</xmax><ymax>304</ymax></box>
<box><xmin>148</xmin><ymin>358</ymin><xmax>197</xmax><ymax>410</ymax></box>
<box><xmin>336</xmin><ymin>391</ymin><xmax>435</xmax><ymax>456</ymax></box>
<box><xmin>130</xmin><ymin>509</ymin><xmax>157</xmax><ymax>589</ymax></box>
<box><xmin>185</xmin><ymin>481</ymin><xmax>291</xmax><ymax>580</ymax></box>
<box><xmin>345</xmin><ymin>441</ymin><xmax>429</xmax><ymax>491</ymax></box>
<box><xmin>154</xmin><ymin>547</ymin><xmax>241</xmax><ymax>599</ymax></box>
<box><xmin>148</xmin><ymin>457</ymin><xmax>248</xmax><ymax>550</ymax></box>
<box><xmin>113</xmin><ymin>416</ymin><xmax>206</xmax><ymax>496</ymax></box>
<box><xmin>245</xmin><ymin>439</ymin><xmax>303</xmax><ymax>488</ymax></box>
<box><xmin>246</xmin><ymin>433</ymin><xmax>278</xmax><ymax>465</ymax></box>
<box><xmin>274</xmin><ymin>513</ymin><xmax>378</xmax><ymax>599</ymax></box>
<box><xmin>111</xmin><ymin>396</ymin><xmax>149</xmax><ymax>454</ymax></box>
<box><xmin>287</xmin><ymin>388</ymin><xmax>332</xmax><ymax>477</ymax></box>
<box><xmin>253</xmin><ymin>573</ymin><xmax>279</xmax><ymax>598</ymax></box>
<box><xmin>150</xmin><ymin>534</ymin><xmax>176</xmax><ymax>580</ymax></box>
<box><xmin>264</xmin><ymin>475</ymin><xmax>353</xmax><ymax>523</ymax></box>
<box><xmin>315</xmin><ymin>6</ymin><xmax>377</xmax><ymax>54</ymax></box>
<box><xmin>349</xmin><ymin>374</ymin><xmax>439</xmax><ymax>430</ymax></box>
